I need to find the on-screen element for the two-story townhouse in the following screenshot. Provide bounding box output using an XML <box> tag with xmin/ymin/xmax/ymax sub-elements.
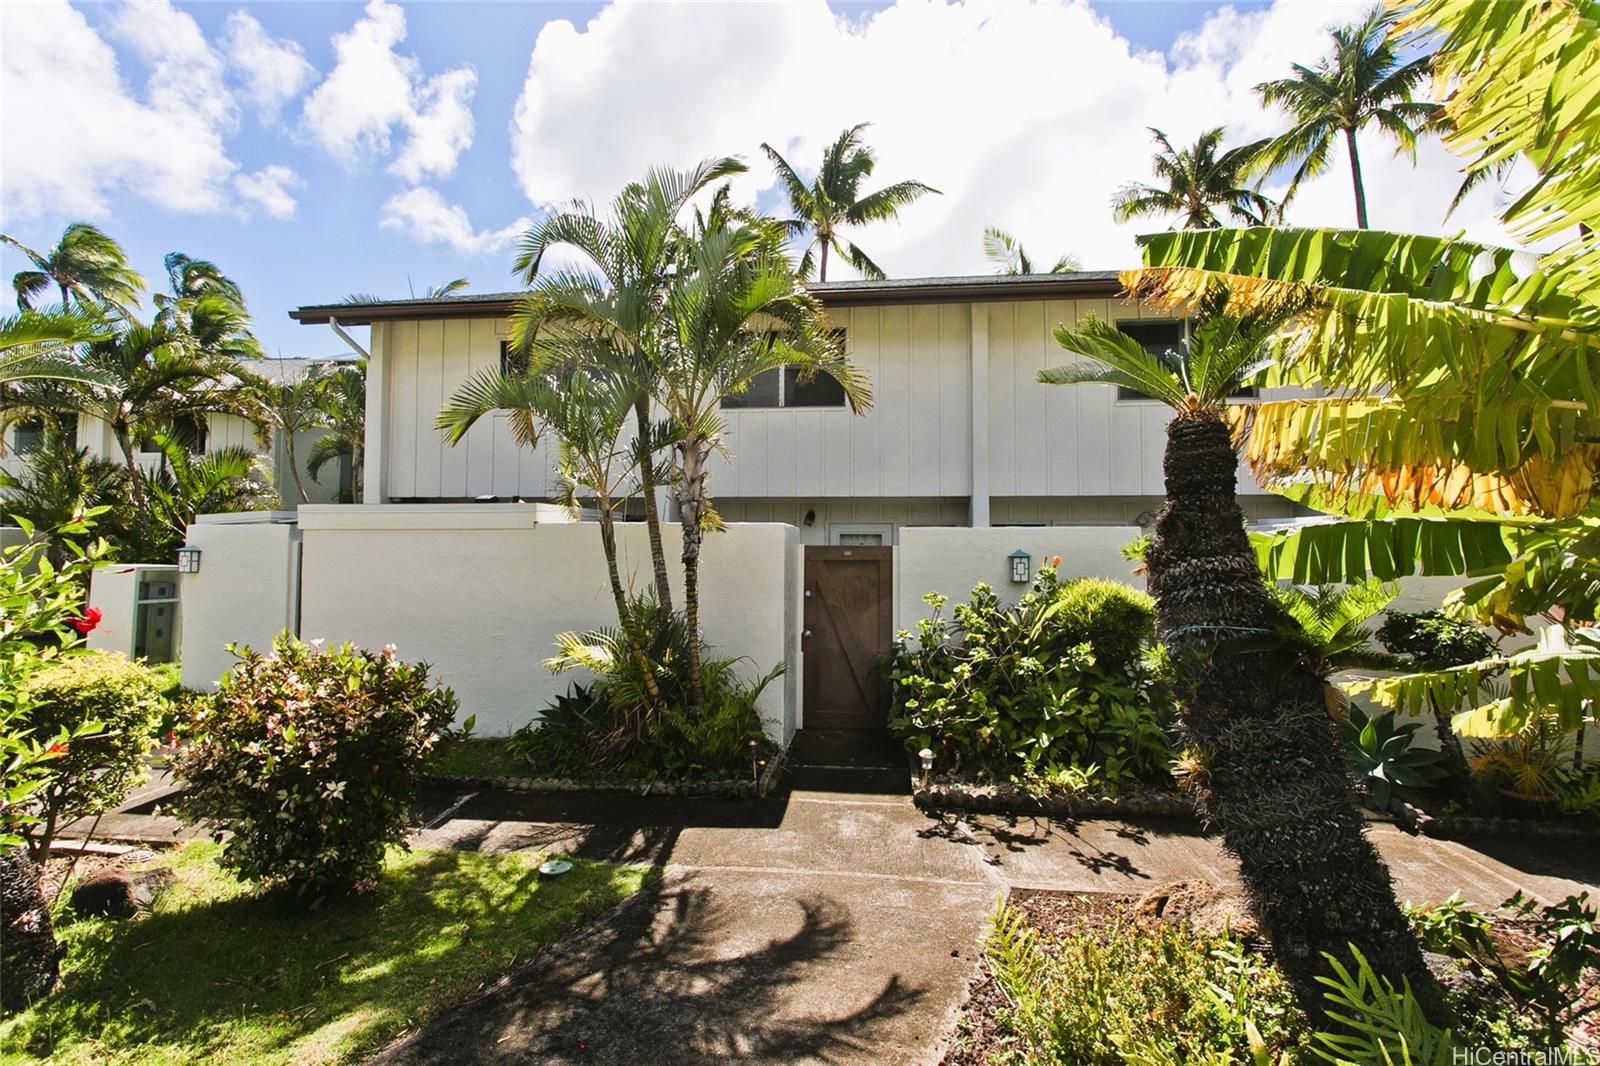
<box><xmin>289</xmin><ymin>272</ymin><xmax>1307</xmax><ymax>543</ymax></box>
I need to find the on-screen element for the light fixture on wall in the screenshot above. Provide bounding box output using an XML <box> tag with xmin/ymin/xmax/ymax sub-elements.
<box><xmin>1008</xmin><ymin>549</ymin><xmax>1032</xmax><ymax>584</ymax></box>
<box><xmin>176</xmin><ymin>545</ymin><xmax>202</xmax><ymax>574</ymax></box>
<box><xmin>803</xmin><ymin>509</ymin><xmax>816</xmax><ymax>527</ymax></box>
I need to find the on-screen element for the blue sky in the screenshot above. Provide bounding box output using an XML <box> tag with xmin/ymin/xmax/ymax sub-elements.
<box><xmin>3</xmin><ymin>0</ymin><xmax>1498</xmax><ymax>359</ymax></box>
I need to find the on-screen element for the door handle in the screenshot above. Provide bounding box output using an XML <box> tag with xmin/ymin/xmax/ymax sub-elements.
<box><xmin>802</xmin><ymin>629</ymin><xmax>812</xmax><ymax>638</ymax></box>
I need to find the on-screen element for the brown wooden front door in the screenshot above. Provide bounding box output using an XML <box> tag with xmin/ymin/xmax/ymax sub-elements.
<box><xmin>803</xmin><ymin>546</ymin><xmax>893</xmax><ymax>730</ymax></box>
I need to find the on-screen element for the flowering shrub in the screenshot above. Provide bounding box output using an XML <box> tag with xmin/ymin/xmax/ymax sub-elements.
<box><xmin>18</xmin><ymin>652</ymin><xmax>166</xmax><ymax>859</ymax></box>
<box><xmin>172</xmin><ymin>633</ymin><xmax>459</xmax><ymax>898</ymax></box>
<box><xmin>888</xmin><ymin>569</ymin><xmax>1174</xmax><ymax>790</ymax></box>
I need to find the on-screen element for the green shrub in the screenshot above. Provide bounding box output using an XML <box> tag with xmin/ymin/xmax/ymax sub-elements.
<box><xmin>171</xmin><ymin>633</ymin><xmax>458</xmax><ymax>898</ymax></box>
<box><xmin>1377</xmin><ymin>610</ymin><xmax>1495</xmax><ymax>668</ymax></box>
<box><xmin>19</xmin><ymin>651</ymin><xmax>166</xmax><ymax>859</ymax></box>
<box><xmin>1340</xmin><ymin>707</ymin><xmax>1448</xmax><ymax>811</ymax></box>
<box><xmin>984</xmin><ymin>899</ymin><xmax>1305</xmax><ymax>1065</ymax></box>
<box><xmin>888</xmin><ymin>570</ymin><xmax>1172</xmax><ymax>790</ymax></box>
<box><xmin>526</xmin><ymin>595</ymin><xmax>779</xmax><ymax>782</ymax></box>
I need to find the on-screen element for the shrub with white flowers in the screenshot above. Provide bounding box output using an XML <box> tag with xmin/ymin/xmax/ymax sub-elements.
<box><xmin>171</xmin><ymin>632</ymin><xmax>459</xmax><ymax>898</ymax></box>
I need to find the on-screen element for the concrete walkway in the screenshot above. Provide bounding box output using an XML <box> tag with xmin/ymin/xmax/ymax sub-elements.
<box><xmin>360</xmin><ymin>775</ymin><xmax>1599</xmax><ymax>1066</ymax></box>
<box><xmin>64</xmin><ymin>769</ymin><xmax>1599</xmax><ymax>1065</ymax></box>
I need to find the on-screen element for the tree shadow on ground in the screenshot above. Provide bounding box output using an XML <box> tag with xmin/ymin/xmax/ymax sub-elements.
<box><xmin>370</xmin><ymin>873</ymin><xmax>929</xmax><ymax>1066</ymax></box>
<box><xmin>1448</xmin><ymin>835</ymin><xmax>1600</xmax><ymax>894</ymax></box>
<box><xmin>916</xmin><ymin>810</ymin><xmax>1159</xmax><ymax>879</ymax></box>
<box><xmin>3</xmin><ymin>848</ymin><xmax>643</xmax><ymax>1065</ymax></box>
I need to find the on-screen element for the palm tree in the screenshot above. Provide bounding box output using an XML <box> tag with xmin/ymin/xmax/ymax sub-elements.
<box><xmin>761</xmin><ymin>124</ymin><xmax>939</xmax><ymax>281</ymax></box>
<box><xmin>982</xmin><ymin>227</ymin><xmax>1081</xmax><ymax>275</ymax></box>
<box><xmin>658</xmin><ymin>211</ymin><xmax>871</xmax><ymax>706</ymax></box>
<box><xmin>1252</xmin><ymin>6</ymin><xmax>1439</xmax><ymax>228</ymax></box>
<box><xmin>3</xmin><ymin>222</ymin><xmax>145</xmax><ymax>311</ymax></box>
<box><xmin>0</xmin><ymin>308</ymin><xmax>113</xmax><ymax>387</ymax></box>
<box><xmin>340</xmin><ymin>277</ymin><xmax>469</xmax><ymax>304</ymax></box>
<box><xmin>1039</xmin><ymin>306</ymin><xmax>1441</xmax><ymax>1023</ymax></box>
<box><xmin>306</xmin><ymin>361</ymin><xmax>365</xmax><ymax>503</ymax></box>
<box><xmin>509</xmin><ymin>158</ymin><xmax>748</xmax><ymax>612</ymax></box>
<box><xmin>238</xmin><ymin>362</ymin><xmax>333</xmax><ymax>504</ymax></box>
<box><xmin>160</xmin><ymin>253</ymin><xmax>245</xmax><ymax>307</ymax></box>
<box><xmin>0</xmin><ymin>433</ymin><xmax>128</xmax><ymax>565</ymax></box>
<box><xmin>439</xmin><ymin>362</ymin><xmax>657</xmax><ymax>630</ymax></box>
<box><xmin>1112</xmin><ymin>128</ymin><xmax>1275</xmax><ymax>229</ymax></box>
<box><xmin>144</xmin><ymin>435</ymin><xmax>274</xmax><ymax>543</ymax></box>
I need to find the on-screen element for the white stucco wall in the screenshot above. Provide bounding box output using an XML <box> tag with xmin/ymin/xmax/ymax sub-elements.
<box><xmin>895</xmin><ymin>525</ymin><xmax>1144</xmax><ymax>634</ymax></box>
<box><xmin>178</xmin><ymin>513</ymin><xmax>301</xmax><ymax>691</ymax></box>
<box><xmin>291</xmin><ymin>507</ymin><xmax>798</xmax><ymax>738</ymax></box>
<box><xmin>86</xmin><ymin>565</ymin><xmax>143</xmax><ymax>659</ymax></box>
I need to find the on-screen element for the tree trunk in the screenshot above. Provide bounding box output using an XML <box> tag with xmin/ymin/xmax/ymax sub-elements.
<box><xmin>1345</xmin><ymin>127</ymin><xmax>1369</xmax><ymax>230</ymax></box>
<box><xmin>676</xmin><ymin>444</ymin><xmax>707</xmax><ymax>711</ymax></box>
<box><xmin>350</xmin><ymin>438</ymin><xmax>364</xmax><ymax>504</ymax></box>
<box><xmin>1</xmin><ymin>846</ymin><xmax>61</xmax><ymax>1013</ymax></box>
<box><xmin>285</xmin><ymin>429</ymin><xmax>309</xmax><ymax>504</ymax></box>
<box><xmin>598</xmin><ymin>509</ymin><xmax>629</xmax><ymax>627</ymax></box>
<box><xmin>817</xmin><ymin>237</ymin><xmax>831</xmax><ymax>283</ymax></box>
<box><xmin>634</xmin><ymin>397</ymin><xmax>674</xmax><ymax>612</ymax></box>
<box><xmin>1145</xmin><ymin>413</ymin><xmax>1442</xmax><ymax>1025</ymax></box>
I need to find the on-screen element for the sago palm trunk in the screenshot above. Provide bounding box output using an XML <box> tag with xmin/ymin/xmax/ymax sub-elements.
<box><xmin>634</xmin><ymin>398</ymin><xmax>674</xmax><ymax>612</ymax></box>
<box><xmin>1</xmin><ymin>846</ymin><xmax>61</xmax><ymax>1012</ymax></box>
<box><xmin>1146</xmin><ymin>413</ymin><xmax>1441</xmax><ymax>1024</ymax></box>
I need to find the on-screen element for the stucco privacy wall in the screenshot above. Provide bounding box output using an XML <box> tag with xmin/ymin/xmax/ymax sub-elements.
<box><xmin>290</xmin><ymin>507</ymin><xmax>799</xmax><ymax>738</ymax></box>
<box><xmin>178</xmin><ymin>513</ymin><xmax>301</xmax><ymax>691</ymax></box>
<box><xmin>896</xmin><ymin>525</ymin><xmax>1143</xmax><ymax>634</ymax></box>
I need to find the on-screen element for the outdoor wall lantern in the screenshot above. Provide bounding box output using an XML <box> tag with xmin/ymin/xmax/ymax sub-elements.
<box><xmin>176</xmin><ymin>545</ymin><xmax>202</xmax><ymax>574</ymax></box>
<box><xmin>1008</xmin><ymin>549</ymin><xmax>1032</xmax><ymax>584</ymax></box>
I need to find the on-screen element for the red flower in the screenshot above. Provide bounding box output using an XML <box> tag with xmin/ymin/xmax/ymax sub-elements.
<box><xmin>46</xmin><ymin>741</ymin><xmax>68</xmax><ymax>756</ymax></box>
<box><xmin>69</xmin><ymin>606</ymin><xmax>102</xmax><ymax>635</ymax></box>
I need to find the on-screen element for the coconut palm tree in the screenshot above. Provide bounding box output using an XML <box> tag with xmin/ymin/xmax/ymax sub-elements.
<box><xmin>657</xmin><ymin>210</ymin><xmax>871</xmax><ymax>706</ymax></box>
<box><xmin>306</xmin><ymin>361</ymin><xmax>365</xmax><ymax>503</ymax></box>
<box><xmin>1252</xmin><ymin>6</ymin><xmax>1439</xmax><ymax>228</ymax></box>
<box><xmin>761</xmin><ymin>124</ymin><xmax>939</xmax><ymax>281</ymax></box>
<box><xmin>1039</xmin><ymin>305</ymin><xmax>1441</xmax><ymax>1022</ymax></box>
<box><xmin>1112</xmin><ymin>128</ymin><xmax>1275</xmax><ymax>229</ymax></box>
<box><xmin>982</xmin><ymin>227</ymin><xmax>1082</xmax><ymax>275</ymax></box>
<box><xmin>3</xmin><ymin>222</ymin><xmax>145</xmax><ymax>311</ymax></box>
<box><xmin>509</xmin><ymin>158</ymin><xmax>748</xmax><ymax>612</ymax></box>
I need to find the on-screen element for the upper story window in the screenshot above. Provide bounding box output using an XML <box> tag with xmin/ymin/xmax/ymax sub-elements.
<box><xmin>499</xmin><ymin>340</ymin><xmax>528</xmax><ymax>377</ymax></box>
<box><xmin>1114</xmin><ymin>319</ymin><xmax>1256</xmax><ymax>402</ymax></box>
<box><xmin>11</xmin><ymin>415</ymin><xmax>77</xmax><ymax>454</ymax></box>
<box><xmin>721</xmin><ymin>331</ymin><xmax>850</xmax><ymax>410</ymax></box>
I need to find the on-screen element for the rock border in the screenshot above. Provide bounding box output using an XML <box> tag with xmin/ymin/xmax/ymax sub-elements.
<box><xmin>911</xmin><ymin>775</ymin><xmax>1196</xmax><ymax>820</ymax></box>
<box><xmin>1392</xmin><ymin>798</ymin><xmax>1600</xmax><ymax>842</ymax></box>
<box><xmin>423</xmin><ymin>743</ymin><xmax>789</xmax><ymax>800</ymax></box>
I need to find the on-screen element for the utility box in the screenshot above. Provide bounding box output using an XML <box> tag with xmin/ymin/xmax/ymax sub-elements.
<box><xmin>87</xmin><ymin>564</ymin><xmax>181</xmax><ymax>663</ymax></box>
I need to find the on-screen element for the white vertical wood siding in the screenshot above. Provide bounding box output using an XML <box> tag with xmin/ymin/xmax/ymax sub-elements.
<box><xmin>376</xmin><ymin>299</ymin><xmax>1266</xmax><ymax>501</ymax></box>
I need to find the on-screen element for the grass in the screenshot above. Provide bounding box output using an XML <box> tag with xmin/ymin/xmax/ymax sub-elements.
<box><xmin>427</xmin><ymin>737</ymin><xmax>530</xmax><ymax>780</ymax></box>
<box><xmin>1</xmin><ymin>841</ymin><xmax>652</xmax><ymax>1066</ymax></box>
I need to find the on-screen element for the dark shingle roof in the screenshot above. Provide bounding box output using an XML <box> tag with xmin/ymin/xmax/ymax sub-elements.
<box><xmin>289</xmin><ymin>271</ymin><xmax>1129</xmax><ymax>325</ymax></box>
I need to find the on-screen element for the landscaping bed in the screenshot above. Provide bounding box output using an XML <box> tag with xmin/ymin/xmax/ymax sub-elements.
<box><xmin>1394</xmin><ymin>798</ymin><xmax>1600</xmax><ymax>842</ymax></box>
<box><xmin>912</xmin><ymin>775</ymin><xmax>1194</xmax><ymax>820</ymax></box>
<box><xmin>426</xmin><ymin>736</ymin><xmax>787</xmax><ymax>798</ymax></box>
<box><xmin>939</xmin><ymin>886</ymin><xmax>1600</xmax><ymax>1065</ymax></box>
<box><xmin>1</xmin><ymin>841</ymin><xmax>652</xmax><ymax>1066</ymax></box>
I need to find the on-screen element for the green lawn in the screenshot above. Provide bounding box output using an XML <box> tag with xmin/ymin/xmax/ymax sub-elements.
<box><xmin>427</xmin><ymin>737</ymin><xmax>531</xmax><ymax>780</ymax></box>
<box><xmin>1</xmin><ymin>842</ymin><xmax>651</xmax><ymax>1066</ymax></box>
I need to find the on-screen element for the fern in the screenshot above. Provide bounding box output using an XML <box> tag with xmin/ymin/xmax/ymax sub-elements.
<box><xmin>1312</xmin><ymin>948</ymin><xmax>1453</xmax><ymax>1066</ymax></box>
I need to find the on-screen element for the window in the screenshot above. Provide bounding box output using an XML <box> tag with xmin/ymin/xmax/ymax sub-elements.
<box><xmin>499</xmin><ymin>340</ymin><xmax>528</xmax><ymax>377</ymax></box>
<box><xmin>11</xmin><ymin>415</ymin><xmax>78</xmax><ymax>454</ymax></box>
<box><xmin>721</xmin><ymin>331</ymin><xmax>849</xmax><ymax>409</ymax></box>
<box><xmin>829</xmin><ymin>522</ymin><xmax>894</xmax><ymax>546</ymax></box>
<box><xmin>722</xmin><ymin>365</ymin><xmax>848</xmax><ymax>409</ymax></box>
<box><xmin>1113</xmin><ymin>319</ymin><xmax>1256</xmax><ymax>402</ymax></box>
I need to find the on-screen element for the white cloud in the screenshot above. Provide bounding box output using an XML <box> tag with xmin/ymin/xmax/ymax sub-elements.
<box><xmin>222</xmin><ymin>11</ymin><xmax>317</xmax><ymax>122</ymax></box>
<box><xmin>507</xmin><ymin>0</ymin><xmax>1516</xmax><ymax>278</ymax></box>
<box><xmin>301</xmin><ymin>0</ymin><xmax>477</xmax><ymax>182</ymax></box>
<box><xmin>0</xmin><ymin>0</ymin><xmax>237</xmax><ymax>219</ymax></box>
<box><xmin>379</xmin><ymin>187</ymin><xmax>529</xmax><ymax>255</ymax></box>
<box><xmin>235</xmin><ymin>164</ymin><xmax>302</xmax><ymax>219</ymax></box>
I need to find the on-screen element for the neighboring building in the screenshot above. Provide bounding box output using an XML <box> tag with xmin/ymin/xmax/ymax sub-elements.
<box><xmin>1</xmin><ymin>356</ymin><xmax>355</xmax><ymax>508</ymax></box>
<box><xmin>290</xmin><ymin>273</ymin><xmax>1308</xmax><ymax>543</ymax></box>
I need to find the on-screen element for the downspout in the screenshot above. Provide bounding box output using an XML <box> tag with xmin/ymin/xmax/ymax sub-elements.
<box><xmin>327</xmin><ymin>316</ymin><xmax>371</xmax><ymax>361</ymax></box>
